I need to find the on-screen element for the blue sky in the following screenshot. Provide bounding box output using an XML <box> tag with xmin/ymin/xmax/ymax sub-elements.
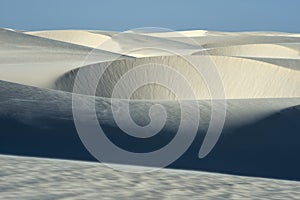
<box><xmin>1</xmin><ymin>0</ymin><xmax>299</xmax><ymax>32</ymax></box>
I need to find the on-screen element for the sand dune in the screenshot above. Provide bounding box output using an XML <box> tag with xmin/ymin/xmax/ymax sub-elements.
<box><xmin>54</xmin><ymin>55</ymin><xmax>300</xmax><ymax>99</ymax></box>
<box><xmin>27</xmin><ymin>30</ymin><xmax>204</xmax><ymax>57</ymax></box>
<box><xmin>3</xmin><ymin>28</ymin><xmax>300</xmax><ymax>97</ymax></box>
<box><xmin>27</xmin><ymin>30</ymin><xmax>111</xmax><ymax>48</ymax></box>
<box><xmin>139</xmin><ymin>30</ymin><xmax>208</xmax><ymax>37</ymax></box>
<box><xmin>197</xmin><ymin>44</ymin><xmax>300</xmax><ymax>58</ymax></box>
<box><xmin>0</xmin><ymin>29</ymin><xmax>129</xmax><ymax>88</ymax></box>
<box><xmin>193</xmin><ymin>35</ymin><xmax>300</xmax><ymax>48</ymax></box>
<box><xmin>235</xmin><ymin>57</ymin><xmax>300</xmax><ymax>71</ymax></box>
<box><xmin>2</xmin><ymin>28</ymin><xmax>300</xmax><ymax>100</ymax></box>
<box><xmin>25</xmin><ymin>29</ymin><xmax>300</xmax><ymax>58</ymax></box>
<box><xmin>1</xmin><ymin>28</ymin><xmax>300</xmax><ymax>181</ymax></box>
<box><xmin>279</xmin><ymin>42</ymin><xmax>300</xmax><ymax>51</ymax></box>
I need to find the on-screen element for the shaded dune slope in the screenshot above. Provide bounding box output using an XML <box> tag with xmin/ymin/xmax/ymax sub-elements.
<box><xmin>0</xmin><ymin>80</ymin><xmax>300</xmax><ymax>180</ymax></box>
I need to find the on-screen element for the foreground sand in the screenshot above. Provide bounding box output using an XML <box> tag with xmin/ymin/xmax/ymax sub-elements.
<box><xmin>1</xmin><ymin>155</ymin><xmax>300</xmax><ymax>199</ymax></box>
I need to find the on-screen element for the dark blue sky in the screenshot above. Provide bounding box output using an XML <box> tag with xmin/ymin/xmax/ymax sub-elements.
<box><xmin>1</xmin><ymin>0</ymin><xmax>299</xmax><ymax>32</ymax></box>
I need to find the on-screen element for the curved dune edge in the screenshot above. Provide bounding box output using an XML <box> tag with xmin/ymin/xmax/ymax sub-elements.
<box><xmin>55</xmin><ymin>55</ymin><xmax>300</xmax><ymax>99</ymax></box>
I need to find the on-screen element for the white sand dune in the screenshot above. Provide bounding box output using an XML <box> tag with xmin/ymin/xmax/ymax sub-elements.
<box><xmin>198</xmin><ymin>44</ymin><xmax>300</xmax><ymax>58</ymax></box>
<box><xmin>235</xmin><ymin>57</ymin><xmax>300</xmax><ymax>71</ymax></box>
<box><xmin>88</xmin><ymin>30</ymin><xmax>118</xmax><ymax>37</ymax></box>
<box><xmin>27</xmin><ymin>30</ymin><xmax>111</xmax><ymax>48</ymax></box>
<box><xmin>55</xmin><ymin>55</ymin><xmax>300</xmax><ymax>99</ymax></box>
<box><xmin>26</xmin><ymin>30</ymin><xmax>206</xmax><ymax>57</ymax></box>
<box><xmin>178</xmin><ymin>35</ymin><xmax>300</xmax><ymax>49</ymax></box>
<box><xmin>2</xmin><ymin>28</ymin><xmax>300</xmax><ymax>98</ymax></box>
<box><xmin>97</xmin><ymin>32</ymin><xmax>202</xmax><ymax>57</ymax></box>
<box><xmin>0</xmin><ymin>29</ymin><xmax>129</xmax><ymax>88</ymax></box>
<box><xmin>200</xmin><ymin>30</ymin><xmax>300</xmax><ymax>37</ymax></box>
<box><xmin>279</xmin><ymin>42</ymin><xmax>300</xmax><ymax>51</ymax></box>
<box><xmin>139</xmin><ymin>29</ymin><xmax>208</xmax><ymax>37</ymax></box>
<box><xmin>1</xmin><ymin>28</ymin><xmax>300</xmax><ymax>184</ymax></box>
<box><xmin>25</xmin><ymin>29</ymin><xmax>300</xmax><ymax>58</ymax></box>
